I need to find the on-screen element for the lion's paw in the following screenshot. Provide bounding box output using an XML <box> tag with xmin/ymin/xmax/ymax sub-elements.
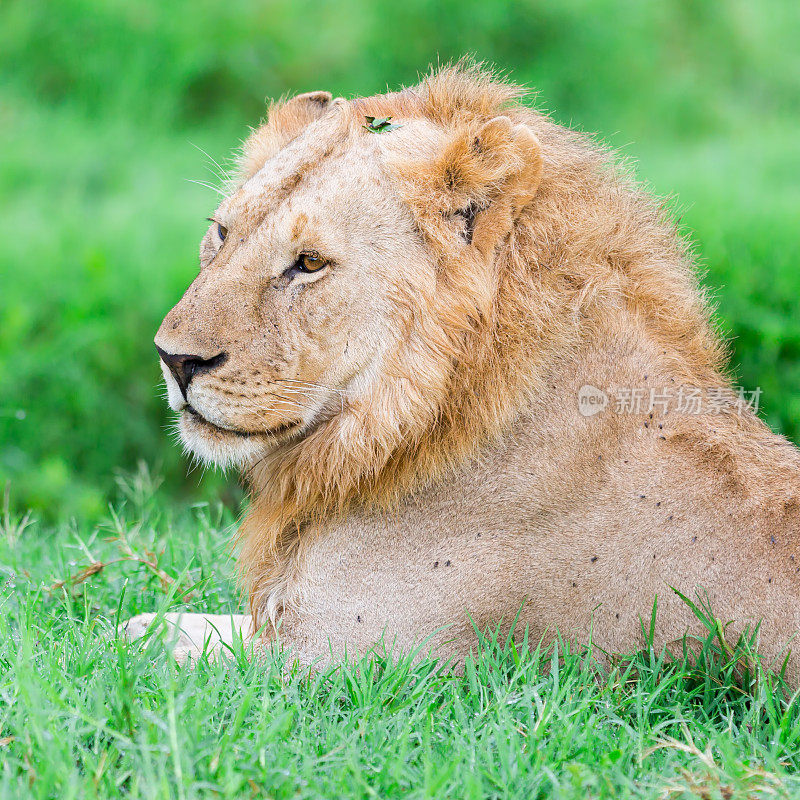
<box><xmin>120</xmin><ymin>612</ymin><xmax>253</xmax><ymax>661</ymax></box>
<box><xmin>122</xmin><ymin>612</ymin><xmax>159</xmax><ymax>643</ymax></box>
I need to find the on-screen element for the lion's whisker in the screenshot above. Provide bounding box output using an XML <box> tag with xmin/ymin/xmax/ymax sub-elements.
<box><xmin>271</xmin><ymin>382</ymin><xmax>346</xmax><ymax>413</ymax></box>
<box><xmin>270</xmin><ymin>394</ymin><xmax>322</xmax><ymax>414</ymax></box>
<box><xmin>237</xmin><ymin>398</ymin><xmax>315</xmax><ymax>416</ymax></box>
<box><xmin>275</xmin><ymin>378</ymin><xmax>345</xmax><ymax>395</ymax></box>
<box><xmin>186</xmin><ymin>178</ymin><xmax>226</xmax><ymax>197</ymax></box>
<box><xmin>188</xmin><ymin>142</ymin><xmax>232</xmax><ymax>185</ymax></box>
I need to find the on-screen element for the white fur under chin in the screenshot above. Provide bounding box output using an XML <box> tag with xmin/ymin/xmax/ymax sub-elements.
<box><xmin>160</xmin><ymin>365</ymin><xmax>262</xmax><ymax>471</ymax></box>
<box><xmin>177</xmin><ymin>412</ymin><xmax>266</xmax><ymax>471</ymax></box>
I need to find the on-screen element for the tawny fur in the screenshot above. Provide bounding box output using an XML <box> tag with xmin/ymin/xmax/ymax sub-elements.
<box><xmin>144</xmin><ymin>63</ymin><xmax>800</xmax><ymax>676</ymax></box>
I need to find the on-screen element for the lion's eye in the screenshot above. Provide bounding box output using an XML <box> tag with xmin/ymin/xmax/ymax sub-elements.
<box><xmin>205</xmin><ymin>217</ymin><xmax>228</xmax><ymax>245</ymax></box>
<box><xmin>296</xmin><ymin>252</ymin><xmax>328</xmax><ymax>273</ymax></box>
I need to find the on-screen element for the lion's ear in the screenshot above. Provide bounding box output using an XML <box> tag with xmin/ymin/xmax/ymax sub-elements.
<box><xmin>238</xmin><ymin>90</ymin><xmax>335</xmax><ymax>180</ymax></box>
<box><xmin>437</xmin><ymin>116</ymin><xmax>542</xmax><ymax>252</ymax></box>
<box><xmin>292</xmin><ymin>90</ymin><xmax>334</xmax><ymax>107</ymax></box>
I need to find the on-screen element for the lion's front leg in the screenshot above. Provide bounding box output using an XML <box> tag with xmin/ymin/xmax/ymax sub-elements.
<box><xmin>122</xmin><ymin>612</ymin><xmax>253</xmax><ymax>662</ymax></box>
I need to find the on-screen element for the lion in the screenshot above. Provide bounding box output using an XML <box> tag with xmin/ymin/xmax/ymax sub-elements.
<box><xmin>125</xmin><ymin>63</ymin><xmax>800</xmax><ymax>678</ymax></box>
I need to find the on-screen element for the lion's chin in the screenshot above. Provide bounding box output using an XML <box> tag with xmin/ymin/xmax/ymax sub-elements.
<box><xmin>177</xmin><ymin>408</ymin><xmax>289</xmax><ymax>470</ymax></box>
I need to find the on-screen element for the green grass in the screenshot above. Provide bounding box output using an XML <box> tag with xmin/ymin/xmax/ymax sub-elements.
<box><xmin>2</xmin><ymin>468</ymin><xmax>800</xmax><ymax>799</ymax></box>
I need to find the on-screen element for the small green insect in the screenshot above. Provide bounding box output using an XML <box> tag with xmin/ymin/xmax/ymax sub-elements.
<box><xmin>363</xmin><ymin>115</ymin><xmax>403</xmax><ymax>133</ymax></box>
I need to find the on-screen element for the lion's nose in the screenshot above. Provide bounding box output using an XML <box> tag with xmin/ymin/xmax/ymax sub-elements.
<box><xmin>155</xmin><ymin>345</ymin><xmax>227</xmax><ymax>398</ymax></box>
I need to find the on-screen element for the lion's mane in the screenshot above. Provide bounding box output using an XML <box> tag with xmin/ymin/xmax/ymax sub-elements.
<box><xmin>237</xmin><ymin>63</ymin><xmax>726</xmax><ymax>629</ymax></box>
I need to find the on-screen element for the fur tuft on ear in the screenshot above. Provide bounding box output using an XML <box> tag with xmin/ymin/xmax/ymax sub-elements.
<box><xmin>237</xmin><ymin>90</ymin><xmax>335</xmax><ymax>181</ymax></box>
<box><xmin>434</xmin><ymin>116</ymin><xmax>543</xmax><ymax>252</ymax></box>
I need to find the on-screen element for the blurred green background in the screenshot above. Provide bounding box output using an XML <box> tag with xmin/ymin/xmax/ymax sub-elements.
<box><xmin>1</xmin><ymin>0</ymin><xmax>798</xmax><ymax>519</ymax></box>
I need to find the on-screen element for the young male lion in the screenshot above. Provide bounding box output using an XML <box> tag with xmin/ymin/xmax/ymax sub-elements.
<box><xmin>125</xmin><ymin>64</ymin><xmax>800</xmax><ymax>677</ymax></box>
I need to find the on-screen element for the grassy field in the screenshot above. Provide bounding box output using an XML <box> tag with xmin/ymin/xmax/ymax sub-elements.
<box><xmin>2</xmin><ymin>0</ymin><xmax>800</xmax><ymax>796</ymax></box>
<box><xmin>3</xmin><ymin>470</ymin><xmax>800</xmax><ymax>799</ymax></box>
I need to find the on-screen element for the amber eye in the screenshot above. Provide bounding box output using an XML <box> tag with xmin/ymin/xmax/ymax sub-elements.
<box><xmin>296</xmin><ymin>252</ymin><xmax>328</xmax><ymax>273</ymax></box>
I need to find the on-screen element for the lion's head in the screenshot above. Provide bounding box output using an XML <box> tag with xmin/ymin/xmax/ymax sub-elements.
<box><xmin>156</xmin><ymin>63</ymin><xmax>724</xmax><ymax>622</ymax></box>
<box><xmin>156</xmin><ymin>66</ymin><xmax>546</xmax><ymax>484</ymax></box>
<box><xmin>156</xmin><ymin>90</ymin><xmax>441</xmax><ymax>471</ymax></box>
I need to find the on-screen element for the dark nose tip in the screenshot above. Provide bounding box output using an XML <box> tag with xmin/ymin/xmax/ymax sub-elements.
<box><xmin>155</xmin><ymin>345</ymin><xmax>227</xmax><ymax>398</ymax></box>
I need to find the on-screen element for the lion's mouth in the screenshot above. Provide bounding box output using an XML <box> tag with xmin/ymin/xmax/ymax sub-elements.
<box><xmin>185</xmin><ymin>405</ymin><xmax>299</xmax><ymax>439</ymax></box>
